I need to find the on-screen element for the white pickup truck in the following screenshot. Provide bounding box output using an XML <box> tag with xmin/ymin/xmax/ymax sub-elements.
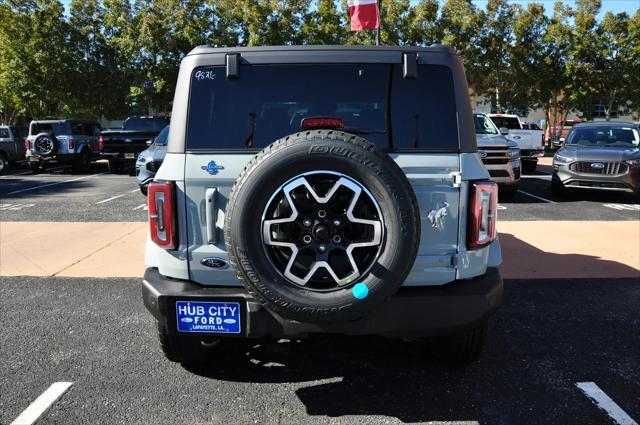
<box><xmin>488</xmin><ymin>114</ymin><xmax>544</xmax><ymax>173</ymax></box>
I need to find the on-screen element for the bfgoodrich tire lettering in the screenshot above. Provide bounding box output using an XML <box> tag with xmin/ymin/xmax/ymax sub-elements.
<box><xmin>224</xmin><ymin>130</ymin><xmax>421</xmax><ymax>323</ymax></box>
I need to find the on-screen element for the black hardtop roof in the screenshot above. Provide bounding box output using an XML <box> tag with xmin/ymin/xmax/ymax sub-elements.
<box><xmin>574</xmin><ymin>121</ymin><xmax>639</xmax><ymax>128</ymax></box>
<box><xmin>187</xmin><ymin>44</ymin><xmax>458</xmax><ymax>58</ymax></box>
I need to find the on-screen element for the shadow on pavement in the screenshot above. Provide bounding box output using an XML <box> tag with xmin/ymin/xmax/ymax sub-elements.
<box><xmin>498</xmin><ymin>232</ymin><xmax>640</xmax><ymax>279</ymax></box>
<box><xmin>186</xmin><ymin>245</ymin><xmax>639</xmax><ymax>423</ymax></box>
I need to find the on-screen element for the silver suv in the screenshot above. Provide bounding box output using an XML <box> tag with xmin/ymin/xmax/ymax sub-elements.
<box><xmin>474</xmin><ymin>112</ymin><xmax>521</xmax><ymax>195</ymax></box>
<box><xmin>142</xmin><ymin>46</ymin><xmax>503</xmax><ymax>366</ymax></box>
<box><xmin>25</xmin><ymin>119</ymin><xmax>101</xmax><ymax>173</ymax></box>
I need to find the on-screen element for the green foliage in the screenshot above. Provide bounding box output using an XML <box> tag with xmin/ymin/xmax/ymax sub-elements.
<box><xmin>0</xmin><ymin>0</ymin><xmax>638</xmax><ymax>124</ymax></box>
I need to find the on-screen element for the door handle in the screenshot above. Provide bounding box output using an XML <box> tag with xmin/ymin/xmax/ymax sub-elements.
<box><xmin>205</xmin><ymin>187</ymin><xmax>218</xmax><ymax>244</ymax></box>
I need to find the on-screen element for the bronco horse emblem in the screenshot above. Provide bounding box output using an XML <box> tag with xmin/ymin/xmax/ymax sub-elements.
<box><xmin>427</xmin><ymin>202</ymin><xmax>450</xmax><ymax>231</ymax></box>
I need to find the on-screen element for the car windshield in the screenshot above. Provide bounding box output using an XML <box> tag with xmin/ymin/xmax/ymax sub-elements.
<box><xmin>154</xmin><ymin>126</ymin><xmax>169</xmax><ymax>146</ymax></box>
<box><xmin>0</xmin><ymin>128</ymin><xmax>9</xmax><ymax>138</ymax></box>
<box><xmin>30</xmin><ymin>122</ymin><xmax>68</xmax><ymax>136</ymax></box>
<box><xmin>566</xmin><ymin>126</ymin><xmax>640</xmax><ymax>147</ymax></box>
<box><xmin>124</xmin><ymin>117</ymin><xmax>169</xmax><ymax>132</ymax></box>
<box><xmin>490</xmin><ymin>116</ymin><xmax>521</xmax><ymax>129</ymax></box>
<box><xmin>564</xmin><ymin>121</ymin><xmax>579</xmax><ymax>127</ymax></box>
<box><xmin>474</xmin><ymin>114</ymin><xmax>498</xmax><ymax>135</ymax></box>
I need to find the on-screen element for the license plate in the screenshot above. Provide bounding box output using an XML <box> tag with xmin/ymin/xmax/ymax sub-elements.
<box><xmin>124</xmin><ymin>153</ymin><xmax>135</xmax><ymax>159</ymax></box>
<box><xmin>176</xmin><ymin>301</ymin><xmax>241</xmax><ymax>334</ymax></box>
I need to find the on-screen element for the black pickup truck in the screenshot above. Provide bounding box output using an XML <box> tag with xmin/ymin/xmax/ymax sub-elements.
<box><xmin>100</xmin><ymin>116</ymin><xmax>169</xmax><ymax>173</ymax></box>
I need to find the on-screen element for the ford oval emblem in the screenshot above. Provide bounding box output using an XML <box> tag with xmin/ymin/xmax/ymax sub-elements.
<box><xmin>590</xmin><ymin>162</ymin><xmax>605</xmax><ymax>169</ymax></box>
<box><xmin>479</xmin><ymin>151</ymin><xmax>487</xmax><ymax>158</ymax></box>
<box><xmin>201</xmin><ymin>257</ymin><xmax>228</xmax><ymax>269</ymax></box>
<box><xmin>201</xmin><ymin>160</ymin><xmax>224</xmax><ymax>175</ymax></box>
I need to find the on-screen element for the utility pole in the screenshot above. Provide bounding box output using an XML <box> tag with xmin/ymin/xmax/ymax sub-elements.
<box><xmin>376</xmin><ymin>0</ymin><xmax>381</xmax><ymax>46</ymax></box>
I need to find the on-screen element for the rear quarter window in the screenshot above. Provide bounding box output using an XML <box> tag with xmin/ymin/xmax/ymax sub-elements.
<box><xmin>490</xmin><ymin>117</ymin><xmax>521</xmax><ymax>130</ymax></box>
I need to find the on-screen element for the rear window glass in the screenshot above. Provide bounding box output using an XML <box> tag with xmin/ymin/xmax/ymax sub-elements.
<box><xmin>186</xmin><ymin>63</ymin><xmax>458</xmax><ymax>151</ymax></box>
<box><xmin>124</xmin><ymin>117</ymin><xmax>169</xmax><ymax>132</ymax></box>
<box><xmin>391</xmin><ymin>65</ymin><xmax>458</xmax><ymax>150</ymax></box>
<box><xmin>30</xmin><ymin>122</ymin><xmax>68</xmax><ymax>136</ymax></box>
<box><xmin>187</xmin><ymin>64</ymin><xmax>388</xmax><ymax>150</ymax></box>
<box><xmin>490</xmin><ymin>116</ymin><xmax>521</xmax><ymax>130</ymax></box>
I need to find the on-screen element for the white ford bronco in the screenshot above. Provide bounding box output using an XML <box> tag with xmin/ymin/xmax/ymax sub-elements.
<box><xmin>142</xmin><ymin>45</ymin><xmax>503</xmax><ymax>365</ymax></box>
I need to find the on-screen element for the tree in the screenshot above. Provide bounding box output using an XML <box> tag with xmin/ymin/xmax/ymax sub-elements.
<box><xmin>509</xmin><ymin>3</ymin><xmax>549</xmax><ymax>114</ymax></box>
<box><xmin>589</xmin><ymin>11</ymin><xmax>638</xmax><ymax>120</ymax></box>
<box><xmin>438</xmin><ymin>0</ymin><xmax>483</xmax><ymax>88</ymax></box>
<box><xmin>476</xmin><ymin>0</ymin><xmax>517</xmax><ymax>113</ymax></box>
<box><xmin>302</xmin><ymin>0</ymin><xmax>346</xmax><ymax>45</ymax></box>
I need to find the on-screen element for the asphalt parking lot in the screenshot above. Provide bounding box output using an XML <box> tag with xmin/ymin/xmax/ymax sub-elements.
<box><xmin>1</xmin><ymin>160</ymin><xmax>638</xmax><ymax>222</ymax></box>
<box><xmin>0</xmin><ymin>276</ymin><xmax>638</xmax><ymax>424</ymax></box>
<box><xmin>1</xmin><ymin>158</ymin><xmax>639</xmax><ymax>425</ymax></box>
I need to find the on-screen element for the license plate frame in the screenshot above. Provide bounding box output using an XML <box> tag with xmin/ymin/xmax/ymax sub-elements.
<box><xmin>175</xmin><ymin>300</ymin><xmax>243</xmax><ymax>335</ymax></box>
<box><xmin>124</xmin><ymin>153</ymin><xmax>135</xmax><ymax>159</ymax></box>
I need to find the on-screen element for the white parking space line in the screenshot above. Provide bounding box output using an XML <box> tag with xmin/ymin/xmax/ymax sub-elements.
<box><xmin>0</xmin><ymin>203</ymin><xmax>35</xmax><ymax>211</ymax></box>
<box><xmin>133</xmin><ymin>203</ymin><xmax>147</xmax><ymax>210</ymax></box>
<box><xmin>95</xmin><ymin>194</ymin><xmax>126</xmax><ymax>204</ymax></box>
<box><xmin>576</xmin><ymin>382</ymin><xmax>638</xmax><ymax>425</ymax></box>
<box><xmin>130</xmin><ymin>188</ymin><xmax>140</xmax><ymax>192</ymax></box>
<box><xmin>10</xmin><ymin>382</ymin><xmax>73</xmax><ymax>425</ymax></box>
<box><xmin>5</xmin><ymin>173</ymin><xmax>105</xmax><ymax>196</ymax></box>
<box><xmin>518</xmin><ymin>189</ymin><xmax>557</xmax><ymax>204</ymax></box>
<box><xmin>603</xmin><ymin>203</ymin><xmax>640</xmax><ymax>211</ymax></box>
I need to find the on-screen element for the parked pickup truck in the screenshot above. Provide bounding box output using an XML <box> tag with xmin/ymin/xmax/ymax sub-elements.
<box><xmin>100</xmin><ymin>116</ymin><xmax>169</xmax><ymax>173</ymax></box>
<box><xmin>488</xmin><ymin>113</ymin><xmax>544</xmax><ymax>173</ymax></box>
<box><xmin>0</xmin><ymin>125</ymin><xmax>25</xmax><ymax>174</ymax></box>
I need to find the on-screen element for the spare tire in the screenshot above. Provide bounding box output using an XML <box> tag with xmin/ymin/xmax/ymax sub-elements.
<box><xmin>224</xmin><ymin>130</ymin><xmax>420</xmax><ymax>324</ymax></box>
<box><xmin>33</xmin><ymin>133</ymin><xmax>59</xmax><ymax>157</ymax></box>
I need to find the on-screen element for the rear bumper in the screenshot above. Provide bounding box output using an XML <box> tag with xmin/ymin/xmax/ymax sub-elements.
<box><xmin>27</xmin><ymin>153</ymin><xmax>76</xmax><ymax>164</ymax></box>
<box><xmin>142</xmin><ymin>267</ymin><xmax>503</xmax><ymax>339</ymax></box>
<box><xmin>520</xmin><ymin>149</ymin><xmax>544</xmax><ymax>159</ymax></box>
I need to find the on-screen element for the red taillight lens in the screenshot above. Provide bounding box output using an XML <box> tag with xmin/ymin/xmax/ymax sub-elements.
<box><xmin>467</xmin><ymin>181</ymin><xmax>498</xmax><ymax>250</ymax></box>
<box><xmin>24</xmin><ymin>139</ymin><xmax>30</xmax><ymax>150</ymax></box>
<box><xmin>98</xmin><ymin>135</ymin><xmax>104</xmax><ymax>151</ymax></box>
<box><xmin>301</xmin><ymin>117</ymin><xmax>344</xmax><ymax>130</ymax></box>
<box><xmin>68</xmin><ymin>139</ymin><xmax>76</xmax><ymax>149</ymax></box>
<box><xmin>148</xmin><ymin>181</ymin><xmax>177</xmax><ymax>249</ymax></box>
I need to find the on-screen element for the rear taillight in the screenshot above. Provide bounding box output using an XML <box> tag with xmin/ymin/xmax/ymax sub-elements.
<box><xmin>24</xmin><ymin>139</ymin><xmax>30</xmax><ymax>150</ymax></box>
<box><xmin>98</xmin><ymin>135</ymin><xmax>104</xmax><ymax>151</ymax></box>
<box><xmin>467</xmin><ymin>181</ymin><xmax>498</xmax><ymax>250</ymax></box>
<box><xmin>148</xmin><ymin>181</ymin><xmax>177</xmax><ymax>249</ymax></box>
<box><xmin>68</xmin><ymin>139</ymin><xmax>76</xmax><ymax>149</ymax></box>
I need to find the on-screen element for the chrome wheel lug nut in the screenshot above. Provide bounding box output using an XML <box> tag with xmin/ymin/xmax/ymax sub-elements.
<box><xmin>318</xmin><ymin>244</ymin><xmax>326</xmax><ymax>252</ymax></box>
<box><xmin>303</xmin><ymin>235</ymin><xmax>312</xmax><ymax>244</ymax></box>
<box><xmin>318</xmin><ymin>210</ymin><xmax>327</xmax><ymax>218</ymax></box>
<box><xmin>333</xmin><ymin>219</ymin><xmax>341</xmax><ymax>227</ymax></box>
<box><xmin>303</xmin><ymin>219</ymin><xmax>312</xmax><ymax>227</ymax></box>
<box><xmin>332</xmin><ymin>235</ymin><xmax>341</xmax><ymax>244</ymax></box>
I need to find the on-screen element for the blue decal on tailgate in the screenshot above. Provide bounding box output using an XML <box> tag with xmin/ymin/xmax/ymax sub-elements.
<box><xmin>176</xmin><ymin>301</ymin><xmax>241</xmax><ymax>334</ymax></box>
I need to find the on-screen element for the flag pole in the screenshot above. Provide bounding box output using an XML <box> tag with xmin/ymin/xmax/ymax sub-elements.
<box><xmin>376</xmin><ymin>0</ymin><xmax>381</xmax><ymax>46</ymax></box>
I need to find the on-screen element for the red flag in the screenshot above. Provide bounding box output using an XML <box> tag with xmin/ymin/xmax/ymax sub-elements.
<box><xmin>348</xmin><ymin>0</ymin><xmax>380</xmax><ymax>31</ymax></box>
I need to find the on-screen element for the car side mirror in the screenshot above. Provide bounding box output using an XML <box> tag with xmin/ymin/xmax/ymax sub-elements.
<box><xmin>146</xmin><ymin>139</ymin><xmax>153</xmax><ymax>146</ymax></box>
<box><xmin>499</xmin><ymin>127</ymin><xmax>509</xmax><ymax>136</ymax></box>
